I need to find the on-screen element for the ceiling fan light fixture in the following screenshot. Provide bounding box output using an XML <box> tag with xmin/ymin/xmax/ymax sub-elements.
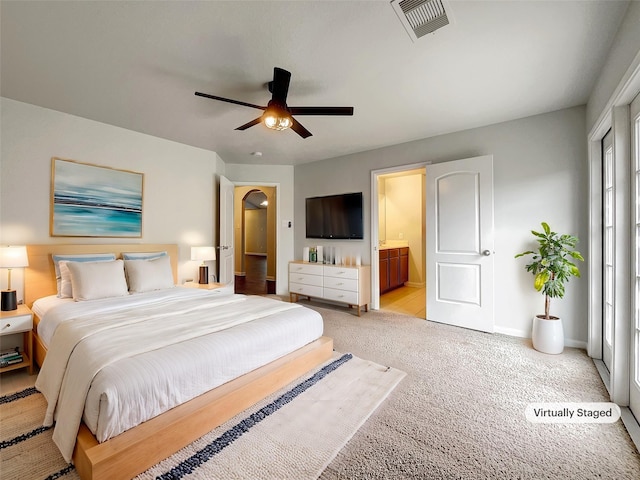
<box><xmin>196</xmin><ymin>67</ymin><xmax>353</xmax><ymax>138</ymax></box>
<box><xmin>263</xmin><ymin>106</ymin><xmax>292</xmax><ymax>131</ymax></box>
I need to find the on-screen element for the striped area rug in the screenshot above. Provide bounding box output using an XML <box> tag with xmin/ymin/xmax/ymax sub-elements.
<box><xmin>1</xmin><ymin>353</ymin><xmax>405</xmax><ymax>480</ymax></box>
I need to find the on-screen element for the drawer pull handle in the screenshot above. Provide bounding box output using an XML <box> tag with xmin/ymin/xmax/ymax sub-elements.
<box><xmin>3</xmin><ymin>323</ymin><xmax>10</xmax><ymax>329</ymax></box>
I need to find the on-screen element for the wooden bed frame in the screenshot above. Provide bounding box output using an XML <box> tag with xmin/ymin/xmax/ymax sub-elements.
<box><xmin>25</xmin><ymin>244</ymin><xmax>333</xmax><ymax>480</ymax></box>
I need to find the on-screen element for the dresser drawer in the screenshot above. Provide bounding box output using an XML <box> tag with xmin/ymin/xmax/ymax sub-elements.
<box><xmin>323</xmin><ymin>287</ymin><xmax>358</xmax><ymax>305</ymax></box>
<box><xmin>323</xmin><ymin>276</ymin><xmax>357</xmax><ymax>292</ymax></box>
<box><xmin>289</xmin><ymin>283</ymin><xmax>323</xmax><ymax>298</ymax></box>
<box><xmin>323</xmin><ymin>265</ymin><xmax>358</xmax><ymax>280</ymax></box>
<box><xmin>289</xmin><ymin>262</ymin><xmax>324</xmax><ymax>276</ymax></box>
<box><xmin>289</xmin><ymin>272</ymin><xmax>323</xmax><ymax>287</ymax></box>
<box><xmin>0</xmin><ymin>313</ymin><xmax>33</xmax><ymax>335</ymax></box>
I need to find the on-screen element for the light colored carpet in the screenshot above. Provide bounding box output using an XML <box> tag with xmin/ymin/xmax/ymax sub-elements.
<box><xmin>0</xmin><ymin>352</ymin><xmax>405</xmax><ymax>480</ymax></box>
<box><xmin>295</xmin><ymin>300</ymin><xmax>640</xmax><ymax>479</ymax></box>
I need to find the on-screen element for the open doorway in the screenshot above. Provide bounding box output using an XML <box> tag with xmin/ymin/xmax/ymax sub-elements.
<box><xmin>234</xmin><ymin>186</ymin><xmax>277</xmax><ymax>295</ymax></box>
<box><xmin>374</xmin><ymin>167</ymin><xmax>426</xmax><ymax>318</ymax></box>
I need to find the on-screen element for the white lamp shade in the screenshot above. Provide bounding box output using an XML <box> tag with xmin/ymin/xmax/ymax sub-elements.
<box><xmin>190</xmin><ymin>246</ymin><xmax>216</xmax><ymax>262</ymax></box>
<box><xmin>0</xmin><ymin>246</ymin><xmax>29</xmax><ymax>268</ymax></box>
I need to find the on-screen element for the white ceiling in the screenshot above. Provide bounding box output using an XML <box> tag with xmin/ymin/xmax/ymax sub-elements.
<box><xmin>0</xmin><ymin>1</ymin><xmax>630</xmax><ymax>166</ymax></box>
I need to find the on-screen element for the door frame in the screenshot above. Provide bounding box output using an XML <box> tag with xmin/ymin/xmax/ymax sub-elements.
<box><xmin>370</xmin><ymin>162</ymin><xmax>428</xmax><ymax>310</ymax></box>
<box><xmin>233</xmin><ymin>181</ymin><xmax>282</xmax><ymax>292</ymax></box>
<box><xmin>587</xmin><ymin>53</ymin><xmax>640</xmax><ymax>449</ymax></box>
<box><xmin>589</xmin><ymin>106</ymin><xmax>632</xmax><ymax>404</ymax></box>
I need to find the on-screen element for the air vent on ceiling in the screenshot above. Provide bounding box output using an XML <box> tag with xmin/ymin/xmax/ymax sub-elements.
<box><xmin>391</xmin><ymin>0</ymin><xmax>453</xmax><ymax>42</ymax></box>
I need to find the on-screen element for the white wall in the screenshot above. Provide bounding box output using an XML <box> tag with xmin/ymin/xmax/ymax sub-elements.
<box><xmin>0</xmin><ymin>98</ymin><xmax>222</xmax><ymax>284</ymax></box>
<box><xmin>224</xmin><ymin>163</ymin><xmax>295</xmax><ymax>295</ymax></box>
<box><xmin>245</xmin><ymin>209</ymin><xmax>267</xmax><ymax>254</ymax></box>
<box><xmin>587</xmin><ymin>0</ymin><xmax>640</xmax><ymax>132</ymax></box>
<box><xmin>294</xmin><ymin>106</ymin><xmax>589</xmax><ymax>346</ymax></box>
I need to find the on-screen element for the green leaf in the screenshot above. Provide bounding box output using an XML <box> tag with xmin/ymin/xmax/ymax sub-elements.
<box><xmin>541</xmin><ymin>222</ymin><xmax>550</xmax><ymax>234</ymax></box>
<box><xmin>534</xmin><ymin>271</ymin><xmax>549</xmax><ymax>291</ymax></box>
<box><xmin>569</xmin><ymin>251</ymin><xmax>584</xmax><ymax>261</ymax></box>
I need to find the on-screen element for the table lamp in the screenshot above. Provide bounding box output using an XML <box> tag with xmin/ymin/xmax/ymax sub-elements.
<box><xmin>1</xmin><ymin>246</ymin><xmax>29</xmax><ymax>311</ymax></box>
<box><xmin>191</xmin><ymin>246</ymin><xmax>216</xmax><ymax>284</ymax></box>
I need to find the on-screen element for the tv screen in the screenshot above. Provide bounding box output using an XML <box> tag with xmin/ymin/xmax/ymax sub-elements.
<box><xmin>305</xmin><ymin>192</ymin><xmax>364</xmax><ymax>239</ymax></box>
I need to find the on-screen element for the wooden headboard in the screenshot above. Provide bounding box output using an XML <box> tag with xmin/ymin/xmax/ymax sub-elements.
<box><xmin>24</xmin><ymin>244</ymin><xmax>179</xmax><ymax>307</ymax></box>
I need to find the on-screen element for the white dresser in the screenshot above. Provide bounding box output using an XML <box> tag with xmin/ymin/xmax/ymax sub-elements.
<box><xmin>289</xmin><ymin>261</ymin><xmax>371</xmax><ymax>316</ymax></box>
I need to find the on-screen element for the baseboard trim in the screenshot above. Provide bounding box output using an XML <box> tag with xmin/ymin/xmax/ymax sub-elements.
<box><xmin>621</xmin><ymin>408</ymin><xmax>640</xmax><ymax>453</ymax></box>
<box><xmin>593</xmin><ymin>359</ymin><xmax>611</xmax><ymax>394</ymax></box>
<box><xmin>494</xmin><ymin>326</ymin><xmax>587</xmax><ymax>350</ymax></box>
<box><xmin>494</xmin><ymin>326</ymin><xmax>528</xmax><ymax>338</ymax></box>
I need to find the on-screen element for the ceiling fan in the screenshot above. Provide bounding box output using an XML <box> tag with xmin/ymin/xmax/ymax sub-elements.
<box><xmin>195</xmin><ymin>67</ymin><xmax>354</xmax><ymax>139</ymax></box>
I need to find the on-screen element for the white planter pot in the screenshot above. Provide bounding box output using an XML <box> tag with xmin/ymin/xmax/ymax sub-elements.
<box><xmin>531</xmin><ymin>315</ymin><xmax>564</xmax><ymax>354</ymax></box>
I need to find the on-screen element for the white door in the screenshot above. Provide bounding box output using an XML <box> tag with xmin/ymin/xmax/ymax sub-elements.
<box><xmin>630</xmin><ymin>92</ymin><xmax>640</xmax><ymax>419</ymax></box>
<box><xmin>426</xmin><ymin>155</ymin><xmax>495</xmax><ymax>333</ymax></box>
<box><xmin>218</xmin><ymin>175</ymin><xmax>234</xmax><ymax>287</ymax></box>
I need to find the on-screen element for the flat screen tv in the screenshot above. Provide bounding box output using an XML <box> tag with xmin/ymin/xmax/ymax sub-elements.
<box><xmin>305</xmin><ymin>192</ymin><xmax>364</xmax><ymax>239</ymax></box>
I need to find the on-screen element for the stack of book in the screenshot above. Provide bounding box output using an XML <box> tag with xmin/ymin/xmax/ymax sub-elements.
<box><xmin>0</xmin><ymin>348</ymin><xmax>24</xmax><ymax>367</ymax></box>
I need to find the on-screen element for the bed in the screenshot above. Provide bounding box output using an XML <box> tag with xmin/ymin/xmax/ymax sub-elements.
<box><xmin>25</xmin><ymin>244</ymin><xmax>333</xmax><ymax>480</ymax></box>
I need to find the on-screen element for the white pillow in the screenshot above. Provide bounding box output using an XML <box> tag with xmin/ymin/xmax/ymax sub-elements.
<box><xmin>122</xmin><ymin>251</ymin><xmax>167</xmax><ymax>260</ymax></box>
<box><xmin>58</xmin><ymin>261</ymin><xmax>75</xmax><ymax>299</ymax></box>
<box><xmin>124</xmin><ymin>255</ymin><xmax>174</xmax><ymax>293</ymax></box>
<box><xmin>52</xmin><ymin>253</ymin><xmax>116</xmax><ymax>298</ymax></box>
<box><xmin>66</xmin><ymin>259</ymin><xmax>129</xmax><ymax>301</ymax></box>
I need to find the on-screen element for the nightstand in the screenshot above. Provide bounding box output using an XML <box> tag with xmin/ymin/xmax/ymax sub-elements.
<box><xmin>183</xmin><ymin>281</ymin><xmax>226</xmax><ymax>290</ymax></box>
<box><xmin>0</xmin><ymin>304</ymin><xmax>33</xmax><ymax>375</ymax></box>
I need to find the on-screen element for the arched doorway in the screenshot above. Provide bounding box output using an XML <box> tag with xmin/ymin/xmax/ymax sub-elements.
<box><xmin>234</xmin><ymin>186</ymin><xmax>276</xmax><ymax>295</ymax></box>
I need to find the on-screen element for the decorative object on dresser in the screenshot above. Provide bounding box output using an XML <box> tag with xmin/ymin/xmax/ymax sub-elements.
<box><xmin>379</xmin><ymin>246</ymin><xmax>409</xmax><ymax>294</ymax></box>
<box><xmin>50</xmin><ymin>158</ymin><xmax>143</xmax><ymax>238</ymax></box>
<box><xmin>289</xmin><ymin>261</ymin><xmax>371</xmax><ymax>316</ymax></box>
<box><xmin>0</xmin><ymin>245</ymin><xmax>29</xmax><ymax>311</ymax></box>
<box><xmin>0</xmin><ymin>304</ymin><xmax>33</xmax><ymax>374</ymax></box>
<box><xmin>191</xmin><ymin>246</ymin><xmax>216</xmax><ymax>284</ymax></box>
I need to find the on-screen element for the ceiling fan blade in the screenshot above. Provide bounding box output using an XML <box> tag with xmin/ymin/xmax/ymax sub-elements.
<box><xmin>235</xmin><ymin>117</ymin><xmax>263</xmax><ymax>131</ymax></box>
<box><xmin>288</xmin><ymin>106</ymin><xmax>354</xmax><ymax>116</ymax></box>
<box><xmin>195</xmin><ymin>92</ymin><xmax>266</xmax><ymax>111</ymax></box>
<box><xmin>271</xmin><ymin>67</ymin><xmax>291</xmax><ymax>104</ymax></box>
<box><xmin>290</xmin><ymin>117</ymin><xmax>312</xmax><ymax>139</ymax></box>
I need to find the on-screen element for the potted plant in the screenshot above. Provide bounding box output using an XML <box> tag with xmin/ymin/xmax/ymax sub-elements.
<box><xmin>514</xmin><ymin>222</ymin><xmax>584</xmax><ymax>354</ymax></box>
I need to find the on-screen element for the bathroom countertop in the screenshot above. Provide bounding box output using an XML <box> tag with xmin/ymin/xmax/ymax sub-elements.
<box><xmin>378</xmin><ymin>241</ymin><xmax>409</xmax><ymax>251</ymax></box>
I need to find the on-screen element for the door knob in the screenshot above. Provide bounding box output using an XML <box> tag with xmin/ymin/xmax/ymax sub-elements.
<box><xmin>482</xmin><ymin>250</ymin><xmax>492</xmax><ymax>256</ymax></box>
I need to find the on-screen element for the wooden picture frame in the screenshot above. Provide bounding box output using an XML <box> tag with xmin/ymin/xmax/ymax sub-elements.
<box><xmin>50</xmin><ymin>158</ymin><xmax>144</xmax><ymax>237</ymax></box>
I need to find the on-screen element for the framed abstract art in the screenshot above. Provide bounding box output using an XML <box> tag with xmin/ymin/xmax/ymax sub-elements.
<box><xmin>50</xmin><ymin>158</ymin><xmax>144</xmax><ymax>237</ymax></box>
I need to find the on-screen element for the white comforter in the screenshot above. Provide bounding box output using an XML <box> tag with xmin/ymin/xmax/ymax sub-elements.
<box><xmin>35</xmin><ymin>288</ymin><xmax>323</xmax><ymax>462</ymax></box>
